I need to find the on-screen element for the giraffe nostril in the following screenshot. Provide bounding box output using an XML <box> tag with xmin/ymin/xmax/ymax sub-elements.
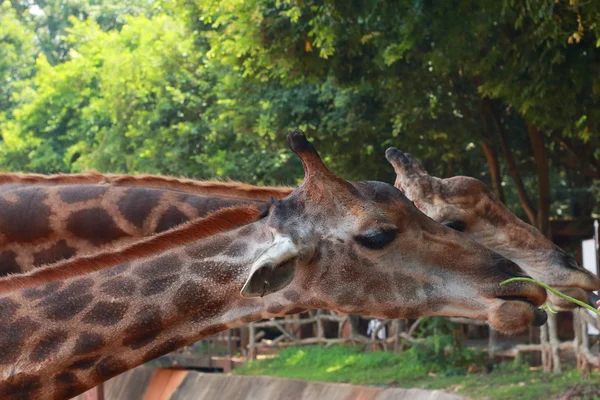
<box><xmin>555</xmin><ymin>249</ymin><xmax>583</xmax><ymax>272</ymax></box>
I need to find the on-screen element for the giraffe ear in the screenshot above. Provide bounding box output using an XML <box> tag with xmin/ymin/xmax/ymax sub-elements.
<box><xmin>241</xmin><ymin>236</ymin><xmax>299</xmax><ymax>298</ymax></box>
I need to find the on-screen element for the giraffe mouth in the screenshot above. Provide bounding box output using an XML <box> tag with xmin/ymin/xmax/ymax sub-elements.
<box><xmin>492</xmin><ymin>276</ymin><xmax>547</xmax><ymax>306</ymax></box>
<box><xmin>491</xmin><ymin>278</ymin><xmax>548</xmax><ymax>329</ymax></box>
<box><xmin>497</xmin><ymin>296</ymin><xmax>548</xmax><ymax>327</ymax></box>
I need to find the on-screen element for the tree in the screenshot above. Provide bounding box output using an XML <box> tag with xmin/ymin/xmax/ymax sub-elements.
<box><xmin>191</xmin><ymin>0</ymin><xmax>600</xmax><ymax>221</ymax></box>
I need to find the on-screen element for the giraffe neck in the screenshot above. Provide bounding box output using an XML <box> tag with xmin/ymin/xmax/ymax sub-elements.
<box><xmin>0</xmin><ymin>210</ymin><xmax>304</xmax><ymax>400</ymax></box>
<box><xmin>0</xmin><ymin>172</ymin><xmax>293</xmax><ymax>201</ymax></box>
<box><xmin>0</xmin><ymin>184</ymin><xmax>270</xmax><ymax>275</ymax></box>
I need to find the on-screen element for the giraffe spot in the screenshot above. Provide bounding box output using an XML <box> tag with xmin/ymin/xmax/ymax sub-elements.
<box><xmin>142</xmin><ymin>335</ymin><xmax>186</xmax><ymax>363</ymax></box>
<box><xmin>122</xmin><ymin>305</ymin><xmax>164</xmax><ymax>349</ymax></box>
<box><xmin>68</xmin><ymin>356</ymin><xmax>101</xmax><ymax>370</ymax></box>
<box><xmin>188</xmin><ymin>261</ymin><xmax>238</xmax><ymax>284</ymax></box>
<box><xmin>283</xmin><ymin>290</ymin><xmax>301</xmax><ymax>303</ymax></box>
<box><xmin>73</xmin><ymin>333</ymin><xmax>105</xmax><ymax>355</ymax></box>
<box><xmin>0</xmin><ymin>298</ymin><xmax>19</xmax><ymax>322</ymax></box>
<box><xmin>30</xmin><ymin>329</ymin><xmax>68</xmax><ymax>362</ymax></box>
<box><xmin>59</xmin><ymin>186</ymin><xmax>108</xmax><ymax>204</ymax></box>
<box><xmin>344</xmin><ymin>263</ymin><xmax>362</xmax><ymax>283</ymax></box>
<box><xmin>224</xmin><ymin>241</ymin><xmax>248</xmax><ymax>257</ymax></box>
<box><xmin>55</xmin><ymin>371</ymin><xmax>77</xmax><ymax>384</ymax></box>
<box><xmin>155</xmin><ymin>206</ymin><xmax>189</xmax><ymax>233</ymax></box>
<box><xmin>100</xmin><ymin>277</ymin><xmax>137</xmax><ymax>298</ymax></box>
<box><xmin>173</xmin><ymin>281</ymin><xmax>227</xmax><ymax>320</ymax></box>
<box><xmin>0</xmin><ymin>374</ymin><xmax>41</xmax><ymax>398</ymax></box>
<box><xmin>22</xmin><ymin>281</ymin><xmax>63</xmax><ymax>300</ymax></box>
<box><xmin>51</xmin><ymin>279</ymin><xmax>92</xmax><ymax>298</ymax></box>
<box><xmin>365</xmin><ymin>278</ymin><xmax>384</xmax><ymax>297</ymax></box>
<box><xmin>82</xmin><ymin>301</ymin><xmax>128</xmax><ymax>326</ymax></box>
<box><xmin>211</xmin><ymin>268</ymin><xmax>238</xmax><ymax>285</ymax></box>
<box><xmin>0</xmin><ymin>317</ymin><xmax>40</xmax><ymax>365</ymax></box>
<box><xmin>100</xmin><ymin>262</ymin><xmax>131</xmax><ymax>277</ymax></box>
<box><xmin>267</xmin><ymin>302</ymin><xmax>285</xmax><ymax>315</ymax></box>
<box><xmin>94</xmin><ymin>356</ymin><xmax>128</xmax><ymax>382</ymax></box>
<box><xmin>43</xmin><ymin>279</ymin><xmax>94</xmax><ymax>320</ymax></box>
<box><xmin>393</xmin><ymin>270</ymin><xmax>418</xmax><ymax>301</ymax></box>
<box><xmin>117</xmin><ymin>188</ymin><xmax>162</xmax><ymax>229</ymax></box>
<box><xmin>135</xmin><ymin>253</ymin><xmax>182</xmax><ymax>279</ymax></box>
<box><xmin>67</xmin><ymin>208</ymin><xmax>129</xmax><ymax>245</ymax></box>
<box><xmin>32</xmin><ymin>240</ymin><xmax>77</xmax><ymax>267</ymax></box>
<box><xmin>54</xmin><ymin>371</ymin><xmax>88</xmax><ymax>399</ymax></box>
<box><xmin>0</xmin><ymin>188</ymin><xmax>51</xmax><ymax>243</ymax></box>
<box><xmin>185</xmin><ymin>241</ymin><xmax>222</xmax><ymax>260</ymax></box>
<box><xmin>45</xmin><ymin>294</ymin><xmax>94</xmax><ymax>321</ymax></box>
<box><xmin>0</xmin><ymin>250</ymin><xmax>21</xmax><ymax>276</ymax></box>
<box><xmin>141</xmin><ymin>275</ymin><xmax>178</xmax><ymax>296</ymax></box>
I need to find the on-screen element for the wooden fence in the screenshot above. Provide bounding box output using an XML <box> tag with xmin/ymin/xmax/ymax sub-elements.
<box><xmin>148</xmin><ymin>307</ymin><xmax>600</xmax><ymax>373</ymax></box>
<box><xmin>246</xmin><ymin>310</ymin><xmax>424</xmax><ymax>359</ymax></box>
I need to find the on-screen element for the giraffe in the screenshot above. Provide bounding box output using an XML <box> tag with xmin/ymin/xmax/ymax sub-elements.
<box><xmin>2</xmin><ymin>149</ymin><xmax>588</xmax><ymax>306</ymax></box>
<box><xmin>385</xmin><ymin>147</ymin><xmax>600</xmax><ymax>309</ymax></box>
<box><xmin>0</xmin><ymin>174</ymin><xmax>291</xmax><ymax>275</ymax></box>
<box><xmin>0</xmin><ymin>173</ymin><xmax>290</xmax><ymax>400</ymax></box>
<box><xmin>0</xmin><ymin>131</ymin><xmax>547</xmax><ymax>399</ymax></box>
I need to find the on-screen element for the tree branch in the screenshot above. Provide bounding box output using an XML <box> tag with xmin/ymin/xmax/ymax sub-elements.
<box><xmin>552</xmin><ymin>133</ymin><xmax>600</xmax><ymax>175</ymax></box>
<box><xmin>484</xmin><ymin>99</ymin><xmax>537</xmax><ymax>225</ymax></box>
<box><xmin>480</xmin><ymin>101</ymin><xmax>506</xmax><ymax>203</ymax></box>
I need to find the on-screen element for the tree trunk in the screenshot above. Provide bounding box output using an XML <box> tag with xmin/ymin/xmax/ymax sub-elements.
<box><xmin>526</xmin><ymin>123</ymin><xmax>551</xmax><ymax>237</ymax></box>
<box><xmin>481</xmin><ymin>142</ymin><xmax>505</xmax><ymax>204</ymax></box>
<box><xmin>484</xmin><ymin>99</ymin><xmax>537</xmax><ymax>225</ymax></box>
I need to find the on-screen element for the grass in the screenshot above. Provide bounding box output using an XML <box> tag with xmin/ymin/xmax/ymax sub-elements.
<box><xmin>234</xmin><ymin>345</ymin><xmax>600</xmax><ymax>399</ymax></box>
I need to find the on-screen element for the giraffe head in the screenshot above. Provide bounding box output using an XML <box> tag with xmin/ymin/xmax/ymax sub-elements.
<box><xmin>385</xmin><ymin>147</ymin><xmax>600</xmax><ymax>299</ymax></box>
<box><xmin>242</xmin><ymin>131</ymin><xmax>547</xmax><ymax>334</ymax></box>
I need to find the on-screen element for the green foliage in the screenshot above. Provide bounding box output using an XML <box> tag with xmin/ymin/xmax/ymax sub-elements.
<box><xmin>236</xmin><ymin>345</ymin><xmax>432</xmax><ymax>385</ymax></box>
<box><xmin>0</xmin><ymin>1</ymin><xmax>36</xmax><ymax>121</ymax></box>
<box><xmin>406</xmin><ymin>317</ymin><xmax>486</xmax><ymax>376</ymax></box>
<box><xmin>236</xmin><ymin>342</ymin><xmax>486</xmax><ymax>384</ymax></box>
<box><xmin>0</xmin><ymin>0</ymin><xmax>599</xmax><ymax>212</ymax></box>
<box><xmin>236</xmin><ymin>345</ymin><xmax>600</xmax><ymax>399</ymax></box>
<box><xmin>1</xmin><ymin>14</ymin><xmax>212</xmax><ymax>174</ymax></box>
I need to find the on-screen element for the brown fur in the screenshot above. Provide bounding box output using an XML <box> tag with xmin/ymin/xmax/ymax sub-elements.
<box><xmin>0</xmin><ymin>205</ymin><xmax>262</xmax><ymax>293</ymax></box>
<box><xmin>0</xmin><ymin>172</ymin><xmax>293</xmax><ymax>201</ymax></box>
<box><xmin>386</xmin><ymin>147</ymin><xmax>600</xmax><ymax>294</ymax></box>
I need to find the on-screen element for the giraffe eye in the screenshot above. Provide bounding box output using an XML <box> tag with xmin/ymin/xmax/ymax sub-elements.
<box><xmin>442</xmin><ymin>220</ymin><xmax>467</xmax><ymax>232</ymax></box>
<box><xmin>355</xmin><ymin>229</ymin><xmax>398</xmax><ymax>249</ymax></box>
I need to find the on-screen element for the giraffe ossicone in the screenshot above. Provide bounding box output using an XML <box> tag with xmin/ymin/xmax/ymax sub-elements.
<box><xmin>0</xmin><ymin>131</ymin><xmax>549</xmax><ymax>399</ymax></box>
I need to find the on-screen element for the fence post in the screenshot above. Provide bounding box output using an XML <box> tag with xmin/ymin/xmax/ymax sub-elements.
<box><xmin>488</xmin><ymin>327</ymin><xmax>497</xmax><ymax>362</ymax></box>
<box><xmin>316</xmin><ymin>310</ymin><xmax>324</xmax><ymax>343</ymax></box>
<box><xmin>580</xmin><ymin>309</ymin><xmax>591</xmax><ymax>376</ymax></box>
<box><xmin>547</xmin><ymin>312</ymin><xmax>561</xmax><ymax>373</ymax></box>
<box><xmin>574</xmin><ymin>308</ymin><xmax>582</xmax><ymax>369</ymax></box>
<box><xmin>392</xmin><ymin>320</ymin><xmax>401</xmax><ymax>353</ymax></box>
<box><xmin>248</xmin><ymin>322</ymin><xmax>256</xmax><ymax>360</ymax></box>
<box><xmin>540</xmin><ymin>323</ymin><xmax>550</xmax><ymax>372</ymax></box>
<box><xmin>594</xmin><ymin>220</ymin><xmax>600</xmax><ymax>335</ymax></box>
